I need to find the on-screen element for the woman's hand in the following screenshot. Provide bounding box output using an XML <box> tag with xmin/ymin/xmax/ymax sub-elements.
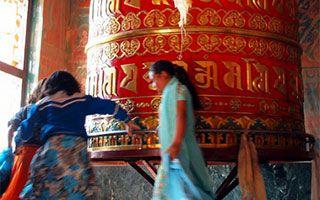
<box><xmin>125</xmin><ymin>120</ymin><xmax>140</xmax><ymax>136</ymax></box>
<box><xmin>166</xmin><ymin>142</ymin><xmax>181</xmax><ymax>160</ymax></box>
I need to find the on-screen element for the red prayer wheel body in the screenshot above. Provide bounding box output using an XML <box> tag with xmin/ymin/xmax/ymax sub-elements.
<box><xmin>86</xmin><ymin>0</ymin><xmax>314</xmax><ymax>161</ymax></box>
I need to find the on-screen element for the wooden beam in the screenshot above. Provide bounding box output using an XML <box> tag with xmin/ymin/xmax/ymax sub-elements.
<box><xmin>0</xmin><ymin>61</ymin><xmax>23</xmax><ymax>78</ymax></box>
<box><xmin>21</xmin><ymin>0</ymin><xmax>34</xmax><ymax>106</ymax></box>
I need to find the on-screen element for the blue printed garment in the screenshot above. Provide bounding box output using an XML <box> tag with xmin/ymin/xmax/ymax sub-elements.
<box><xmin>20</xmin><ymin>135</ymin><xmax>97</xmax><ymax>199</ymax></box>
<box><xmin>19</xmin><ymin>92</ymin><xmax>130</xmax><ymax>144</ymax></box>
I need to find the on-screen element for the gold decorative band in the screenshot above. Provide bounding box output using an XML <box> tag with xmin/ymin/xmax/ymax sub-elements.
<box><xmin>87</xmin><ymin>132</ymin><xmax>314</xmax><ymax>153</ymax></box>
<box><xmin>88</xmin><ymin>144</ymin><xmax>161</xmax><ymax>152</ymax></box>
<box><xmin>86</xmin><ymin>26</ymin><xmax>299</xmax><ymax>52</ymax></box>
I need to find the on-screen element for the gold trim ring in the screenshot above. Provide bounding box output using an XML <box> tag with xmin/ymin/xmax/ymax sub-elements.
<box><xmin>86</xmin><ymin>26</ymin><xmax>300</xmax><ymax>52</ymax></box>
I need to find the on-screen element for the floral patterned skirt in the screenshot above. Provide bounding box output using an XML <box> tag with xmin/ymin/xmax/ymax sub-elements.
<box><xmin>20</xmin><ymin>135</ymin><xmax>97</xmax><ymax>200</ymax></box>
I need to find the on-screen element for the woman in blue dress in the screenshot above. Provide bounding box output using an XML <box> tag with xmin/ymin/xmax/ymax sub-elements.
<box><xmin>149</xmin><ymin>60</ymin><xmax>214</xmax><ymax>199</ymax></box>
<box><xmin>18</xmin><ymin>71</ymin><xmax>139</xmax><ymax>199</ymax></box>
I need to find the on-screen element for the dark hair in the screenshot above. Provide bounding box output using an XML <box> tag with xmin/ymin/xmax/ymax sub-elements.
<box><xmin>28</xmin><ymin>78</ymin><xmax>47</xmax><ymax>104</ymax></box>
<box><xmin>150</xmin><ymin>60</ymin><xmax>201</xmax><ymax>110</ymax></box>
<box><xmin>44</xmin><ymin>71</ymin><xmax>81</xmax><ymax>96</ymax></box>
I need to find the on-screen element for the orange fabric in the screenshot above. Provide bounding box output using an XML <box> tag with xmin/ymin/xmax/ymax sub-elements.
<box><xmin>1</xmin><ymin>145</ymin><xmax>38</xmax><ymax>200</ymax></box>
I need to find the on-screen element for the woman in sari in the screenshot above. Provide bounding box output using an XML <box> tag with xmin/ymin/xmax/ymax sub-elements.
<box><xmin>149</xmin><ymin>60</ymin><xmax>214</xmax><ymax>200</ymax></box>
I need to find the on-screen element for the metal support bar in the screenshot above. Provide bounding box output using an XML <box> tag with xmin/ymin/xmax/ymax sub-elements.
<box><xmin>141</xmin><ymin>160</ymin><xmax>158</xmax><ymax>179</ymax></box>
<box><xmin>215</xmin><ymin>165</ymin><xmax>238</xmax><ymax>200</ymax></box>
<box><xmin>128</xmin><ymin>161</ymin><xmax>155</xmax><ymax>185</ymax></box>
<box><xmin>216</xmin><ymin>178</ymin><xmax>239</xmax><ymax>200</ymax></box>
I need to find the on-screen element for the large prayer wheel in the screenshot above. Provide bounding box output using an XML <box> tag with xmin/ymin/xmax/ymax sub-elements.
<box><xmin>85</xmin><ymin>0</ymin><xmax>314</xmax><ymax>162</ymax></box>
